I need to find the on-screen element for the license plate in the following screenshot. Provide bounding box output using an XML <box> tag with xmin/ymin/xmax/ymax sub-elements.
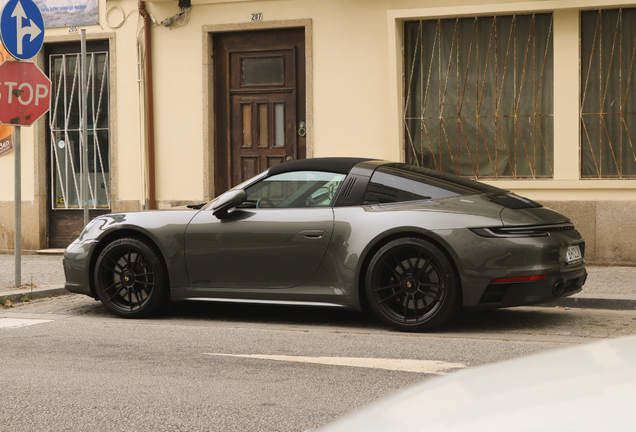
<box><xmin>566</xmin><ymin>245</ymin><xmax>582</xmax><ymax>264</ymax></box>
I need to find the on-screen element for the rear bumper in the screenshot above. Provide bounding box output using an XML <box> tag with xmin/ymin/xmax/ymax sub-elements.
<box><xmin>466</xmin><ymin>267</ymin><xmax>587</xmax><ymax>311</ymax></box>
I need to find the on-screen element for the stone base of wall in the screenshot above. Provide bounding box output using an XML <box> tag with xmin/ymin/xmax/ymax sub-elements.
<box><xmin>0</xmin><ymin>198</ymin><xmax>46</xmax><ymax>251</ymax></box>
<box><xmin>112</xmin><ymin>200</ymin><xmax>142</xmax><ymax>213</ymax></box>
<box><xmin>157</xmin><ymin>200</ymin><xmax>203</xmax><ymax>209</ymax></box>
<box><xmin>540</xmin><ymin>200</ymin><xmax>636</xmax><ymax>266</ymax></box>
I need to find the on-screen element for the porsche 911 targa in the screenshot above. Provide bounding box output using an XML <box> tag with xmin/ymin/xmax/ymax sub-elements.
<box><xmin>63</xmin><ymin>158</ymin><xmax>587</xmax><ymax>331</ymax></box>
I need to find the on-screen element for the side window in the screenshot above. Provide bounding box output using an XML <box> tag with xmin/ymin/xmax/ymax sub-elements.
<box><xmin>363</xmin><ymin>167</ymin><xmax>461</xmax><ymax>204</ymax></box>
<box><xmin>245</xmin><ymin>171</ymin><xmax>346</xmax><ymax>208</ymax></box>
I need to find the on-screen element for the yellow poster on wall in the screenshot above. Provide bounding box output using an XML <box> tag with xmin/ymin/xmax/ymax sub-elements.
<box><xmin>0</xmin><ymin>45</ymin><xmax>13</xmax><ymax>157</ymax></box>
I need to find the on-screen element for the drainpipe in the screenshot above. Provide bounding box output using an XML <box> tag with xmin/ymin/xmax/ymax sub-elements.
<box><xmin>138</xmin><ymin>0</ymin><xmax>156</xmax><ymax>209</ymax></box>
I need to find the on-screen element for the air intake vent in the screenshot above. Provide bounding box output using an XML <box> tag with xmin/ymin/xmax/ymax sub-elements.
<box><xmin>487</xmin><ymin>193</ymin><xmax>542</xmax><ymax>209</ymax></box>
<box><xmin>478</xmin><ymin>284</ymin><xmax>510</xmax><ymax>304</ymax></box>
<box><xmin>340</xmin><ymin>177</ymin><xmax>357</xmax><ymax>198</ymax></box>
<box><xmin>544</xmin><ymin>225</ymin><xmax>575</xmax><ymax>233</ymax></box>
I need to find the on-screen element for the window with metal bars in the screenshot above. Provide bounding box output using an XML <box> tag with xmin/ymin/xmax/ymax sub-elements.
<box><xmin>404</xmin><ymin>14</ymin><xmax>554</xmax><ymax>179</ymax></box>
<box><xmin>49</xmin><ymin>52</ymin><xmax>110</xmax><ymax>209</ymax></box>
<box><xmin>581</xmin><ymin>8</ymin><xmax>636</xmax><ymax>178</ymax></box>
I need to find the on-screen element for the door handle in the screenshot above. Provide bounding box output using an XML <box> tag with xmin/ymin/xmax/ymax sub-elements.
<box><xmin>297</xmin><ymin>229</ymin><xmax>324</xmax><ymax>239</ymax></box>
<box><xmin>298</xmin><ymin>121</ymin><xmax>306</xmax><ymax>137</ymax></box>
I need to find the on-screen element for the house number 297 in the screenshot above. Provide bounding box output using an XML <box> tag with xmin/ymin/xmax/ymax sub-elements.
<box><xmin>251</xmin><ymin>13</ymin><xmax>263</xmax><ymax>21</ymax></box>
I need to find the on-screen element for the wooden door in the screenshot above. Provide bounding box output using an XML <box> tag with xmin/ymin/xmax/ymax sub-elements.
<box><xmin>214</xmin><ymin>28</ymin><xmax>306</xmax><ymax>195</ymax></box>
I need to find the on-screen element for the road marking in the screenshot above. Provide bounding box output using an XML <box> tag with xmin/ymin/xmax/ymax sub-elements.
<box><xmin>0</xmin><ymin>318</ymin><xmax>52</xmax><ymax>329</ymax></box>
<box><xmin>205</xmin><ymin>353</ymin><xmax>465</xmax><ymax>374</ymax></box>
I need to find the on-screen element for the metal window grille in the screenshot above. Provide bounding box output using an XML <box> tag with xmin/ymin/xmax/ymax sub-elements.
<box><xmin>49</xmin><ymin>52</ymin><xmax>110</xmax><ymax>209</ymax></box>
<box><xmin>404</xmin><ymin>14</ymin><xmax>554</xmax><ymax>178</ymax></box>
<box><xmin>581</xmin><ymin>9</ymin><xmax>636</xmax><ymax>178</ymax></box>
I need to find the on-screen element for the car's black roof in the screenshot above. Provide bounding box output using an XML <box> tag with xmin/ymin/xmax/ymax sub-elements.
<box><xmin>268</xmin><ymin>157</ymin><xmax>377</xmax><ymax>176</ymax></box>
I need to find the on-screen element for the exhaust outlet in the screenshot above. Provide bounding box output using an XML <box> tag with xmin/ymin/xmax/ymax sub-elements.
<box><xmin>552</xmin><ymin>280</ymin><xmax>565</xmax><ymax>297</ymax></box>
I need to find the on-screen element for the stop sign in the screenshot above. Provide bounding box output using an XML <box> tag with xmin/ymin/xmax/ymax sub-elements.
<box><xmin>0</xmin><ymin>60</ymin><xmax>51</xmax><ymax>126</ymax></box>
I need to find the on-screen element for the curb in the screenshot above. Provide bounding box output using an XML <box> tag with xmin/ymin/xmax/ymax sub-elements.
<box><xmin>0</xmin><ymin>286</ymin><xmax>70</xmax><ymax>304</ymax></box>
<box><xmin>536</xmin><ymin>296</ymin><xmax>636</xmax><ymax>311</ymax></box>
<box><xmin>2</xmin><ymin>287</ymin><xmax>636</xmax><ymax>312</ymax></box>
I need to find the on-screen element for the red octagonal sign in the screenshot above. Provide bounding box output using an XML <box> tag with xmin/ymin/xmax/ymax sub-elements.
<box><xmin>0</xmin><ymin>60</ymin><xmax>51</xmax><ymax>126</ymax></box>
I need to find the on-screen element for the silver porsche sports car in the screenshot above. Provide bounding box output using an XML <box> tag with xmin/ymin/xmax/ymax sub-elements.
<box><xmin>63</xmin><ymin>158</ymin><xmax>587</xmax><ymax>331</ymax></box>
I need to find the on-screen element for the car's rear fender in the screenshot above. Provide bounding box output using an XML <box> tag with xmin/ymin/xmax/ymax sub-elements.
<box><xmin>330</xmin><ymin>205</ymin><xmax>504</xmax><ymax>309</ymax></box>
<box><xmin>354</xmin><ymin>226</ymin><xmax>466</xmax><ymax>312</ymax></box>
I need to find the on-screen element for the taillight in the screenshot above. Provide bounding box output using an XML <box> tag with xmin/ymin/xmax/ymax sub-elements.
<box><xmin>490</xmin><ymin>275</ymin><xmax>547</xmax><ymax>283</ymax></box>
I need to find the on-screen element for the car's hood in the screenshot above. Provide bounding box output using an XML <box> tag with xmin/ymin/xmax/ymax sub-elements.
<box><xmin>319</xmin><ymin>334</ymin><xmax>636</xmax><ymax>432</ymax></box>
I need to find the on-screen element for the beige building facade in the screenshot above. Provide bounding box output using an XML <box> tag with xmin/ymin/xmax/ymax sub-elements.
<box><xmin>0</xmin><ymin>0</ymin><xmax>634</xmax><ymax>264</ymax></box>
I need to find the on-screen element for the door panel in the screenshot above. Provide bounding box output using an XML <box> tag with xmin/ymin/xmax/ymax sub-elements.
<box><xmin>231</xmin><ymin>92</ymin><xmax>295</xmax><ymax>184</ymax></box>
<box><xmin>214</xmin><ymin>28</ymin><xmax>306</xmax><ymax>195</ymax></box>
<box><xmin>184</xmin><ymin>208</ymin><xmax>333</xmax><ymax>289</ymax></box>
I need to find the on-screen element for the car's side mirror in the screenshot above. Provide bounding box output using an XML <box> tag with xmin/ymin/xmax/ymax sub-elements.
<box><xmin>212</xmin><ymin>189</ymin><xmax>247</xmax><ymax>219</ymax></box>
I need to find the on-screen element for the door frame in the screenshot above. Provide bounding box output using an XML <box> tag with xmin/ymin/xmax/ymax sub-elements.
<box><xmin>202</xmin><ymin>20</ymin><xmax>313</xmax><ymax>201</ymax></box>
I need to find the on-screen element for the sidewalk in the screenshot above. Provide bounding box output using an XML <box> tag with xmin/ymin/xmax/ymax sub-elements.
<box><xmin>1</xmin><ymin>251</ymin><xmax>636</xmax><ymax>310</ymax></box>
<box><xmin>0</xmin><ymin>251</ymin><xmax>68</xmax><ymax>303</ymax></box>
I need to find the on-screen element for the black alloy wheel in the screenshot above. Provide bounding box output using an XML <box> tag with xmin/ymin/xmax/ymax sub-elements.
<box><xmin>94</xmin><ymin>238</ymin><xmax>169</xmax><ymax>318</ymax></box>
<box><xmin>366</xmin><ymin>237</ymin><xmax>459</xmax><ymax>331</ymax></box>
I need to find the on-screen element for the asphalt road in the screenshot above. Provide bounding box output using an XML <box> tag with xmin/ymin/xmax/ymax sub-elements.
<box><xmin>1</xmin><ymin>295</ymin><xmax>635</xmax><ymax>432</ymax></box>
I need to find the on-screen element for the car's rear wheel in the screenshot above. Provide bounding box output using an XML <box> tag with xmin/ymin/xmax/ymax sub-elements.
<box><xmin>365</xmin><ymin>237</ymin><xmax>460</xmax><ymax>331</ymax></box>
<box><xmin>94</xmin><ymin>238</ymin><xmax>169</xmax><ymax>318</ymax></box>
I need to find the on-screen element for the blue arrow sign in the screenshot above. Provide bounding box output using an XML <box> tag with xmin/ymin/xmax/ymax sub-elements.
<box><xmin>0</xmin><ymin>0</ymin><xmax>45</xmax><ymax>60</ymax></box>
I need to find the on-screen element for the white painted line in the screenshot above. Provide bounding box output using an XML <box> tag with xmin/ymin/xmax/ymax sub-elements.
<box><xmin>0</xmin><ymin>318</ymin><xmax>53</xmax><ymax>329</ymax></box>
<box><xmin>205</xmin><ymin>353</ymin><xmax>466</xmax><ymax>374</ymax></box>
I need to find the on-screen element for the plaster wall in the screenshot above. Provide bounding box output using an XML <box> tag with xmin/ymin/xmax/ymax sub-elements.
<box><xmin>0</xmin><ymin>0</ymin><xmax>633</xmax><ymax>262</ymax></box>
<box><xmin>2</xmin><ymin>0</ymin><xmax>636</xmax><ymax>203</ymax></box>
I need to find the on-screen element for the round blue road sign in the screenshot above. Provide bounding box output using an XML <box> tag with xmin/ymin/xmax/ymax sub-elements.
<box><xmin>1</xmin><ymin>0</ymin><xmax>45</xmax><ymax>60</ymax></box>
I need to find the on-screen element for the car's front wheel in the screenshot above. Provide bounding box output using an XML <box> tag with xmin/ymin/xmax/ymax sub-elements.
<box><xmin>365</xmin><ymin>237</ymin><xmax>460</xmax><ymax>332</ymax></box>
<box><xmin>94</xmin><ymin>238</ymin><xmax>169</xmax><ymax>318</ymax></box>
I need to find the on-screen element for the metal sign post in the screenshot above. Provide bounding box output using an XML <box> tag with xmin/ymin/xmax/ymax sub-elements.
<box><xmin>1</xmin><ymin>0</ymin><xmax>48</xmax><ymax>287</ymax></box>
<box><xmin>81</xmin><ymin>29</ymin><xmax>88</xmax><ymax>226</ymax></box>
<box><xmin>0</xmin><ymin>62</ymin><xmax>51</xmax><ymax>287</ymax></box>
<box><xmin>14</xmin><ymin>126</ymin><xmax>20</xmax><ymax>287</ymax></box>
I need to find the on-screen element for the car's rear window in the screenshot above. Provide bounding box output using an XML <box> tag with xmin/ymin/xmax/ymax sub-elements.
<box><xmin>363</xmin><ymin>164</ymin><xmax>504</xmax><ymax>204</ymax></box>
